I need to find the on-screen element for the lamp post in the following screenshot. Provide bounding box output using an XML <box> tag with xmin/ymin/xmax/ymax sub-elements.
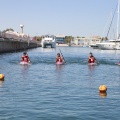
<box><xmin>20</xmin><ymin>24</ymin><xmax>24</xmax><ymax>33</ymax></box>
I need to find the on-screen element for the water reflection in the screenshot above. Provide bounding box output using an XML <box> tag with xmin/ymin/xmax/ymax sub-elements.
<box><xmin>100</xmin><ymin>50</ymin><xmax>119</xmax><ymax>54</ymax></box>
<box><xmin>55</xmin><ymin>64</ymin><xmax>65</xmax><ymax>80</ymax></box>
<box><xmin>55</xmin><ymin>64</ymin><xmax>64</xmax><ymax>72</ymax></box>
<box><xmin>41</xmin><ymin>48</ymin><xmax>56</xmax><ymax>52</ymax></box>
<box><xmin>87</xmin><ymin>65</ymin><xmax>96</xmax><ymax>81</ymax></box>
<box><xmin>0</xmin><ymin>81</ymin><xmax>4</xmax><ymax>87</ymax></box>
<box><xmin>55</xmin><ymin>64</ymin><xmax>65</xmax><ymax>85</ymax></box>
<box><xmin>99</xmin><ymin>92</ymin><xmax>107</xmax><ymax>98</ymax></box>
<box><xmin>88</xmin><ymin>65</ymin><xmax>95</xmax><ymax>71</ymax></box>
<box><xmin>21</xmin><ymin>65</ymin><xmax>30</xmax><ymax>78</ymax></box>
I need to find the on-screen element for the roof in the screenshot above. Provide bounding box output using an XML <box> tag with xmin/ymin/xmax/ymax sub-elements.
<box><xmin>56</xmin><ymin>34</ymin><xmax>65</xmax><ymax>38</ymax></box>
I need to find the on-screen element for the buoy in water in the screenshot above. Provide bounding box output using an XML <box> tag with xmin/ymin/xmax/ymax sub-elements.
<box><xmin>99</xmin><ymin>85</ymin><xmax>107</xmax><ymax>93</ymax></box>
<box><xmin>0</xmin><ymin>74</ymin><xmax>4</xmax><ymax>81</ymax></box>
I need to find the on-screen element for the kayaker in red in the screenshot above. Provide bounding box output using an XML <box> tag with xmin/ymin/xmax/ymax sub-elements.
<box><xmin>21</xmin><ymin>52</ymin><xmax>30</xmax><ymax>63</ymax></box>
<box><xmin>88</xmin><ymin>52</ymin><xmax>96</xmax><ymax>63</ymax></box>
<box><xmin>56</xmin><ymin>53</ymin><xmax>63</xmax><ymax>62</ymax></box>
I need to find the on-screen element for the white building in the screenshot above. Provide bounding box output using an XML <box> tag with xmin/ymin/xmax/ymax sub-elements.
<box><xmin>71</xmin><ymin>36</ymin><xmax>102</xmax><ymax>46</ymax></box>
<box><xmin>56</xmin><ymin>34</ymin><xmax>65</xmax><ymax>44</ymax></box>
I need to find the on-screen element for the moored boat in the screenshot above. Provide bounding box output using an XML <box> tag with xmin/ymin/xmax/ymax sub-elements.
<box><xmin>41</xmin><ymin>35</ymin><xmax>56</xmax><ymax>48</ymax></box>
<box><xmin>96</xmin><ymin>0</ymin><xmax>120</xmax><ymax>50</ymax></box>
<box><xmin>96</xmin><ymin>40</ymin><xmax>120</xmax><ymax>50</ymax></box>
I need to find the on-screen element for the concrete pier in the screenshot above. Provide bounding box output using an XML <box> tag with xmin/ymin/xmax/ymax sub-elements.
<box><xmin>0</xmin><ymin>38</ymin><xmax>40</xmax><ymax>53</ymax></box>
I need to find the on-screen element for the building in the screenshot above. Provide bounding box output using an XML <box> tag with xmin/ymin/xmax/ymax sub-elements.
<box><xmin>71</xmin><ymin>36</ymin><xmax>102</xmax><ymax>46</ymax></box>
<box><xmin>56</xmin><ymin>34</ymin><xmax>65</xmax><ymax>44</ymax></box>
<box><xmin>71</xmin><ymin>37</ymin><xmax>85</xmax><ymax>45</ymax></box>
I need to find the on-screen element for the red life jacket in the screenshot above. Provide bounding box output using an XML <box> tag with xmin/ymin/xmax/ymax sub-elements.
<box><xmin>56</xmin><ymin>57</ymin><xmax>63</xmax><ymax>62</ymax></box>
<box><xmin>88</xmin><ymin>57</ymin><xmax>95</xmax><ymax>63</ymax></box>
<box><xmin>22</xmin><ymin>55</ymin><xmax>29</xmax><ymax>62</ymax></box>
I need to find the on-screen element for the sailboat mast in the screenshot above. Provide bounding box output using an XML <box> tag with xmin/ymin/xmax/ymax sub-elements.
<box><xmin>117</xmin><ymin>0</ymin><xmax>120</xmax><ymax>39</ymax></box>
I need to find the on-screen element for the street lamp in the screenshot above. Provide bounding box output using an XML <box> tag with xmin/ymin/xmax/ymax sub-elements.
<box><xmin>20</xmin><ymin>24</ymin><xmax>24</xmax><ymax>33</ymax></box>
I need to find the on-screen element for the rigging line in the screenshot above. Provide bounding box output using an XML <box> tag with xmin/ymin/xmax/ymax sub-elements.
<box><xmin>102</xmin><ymin>9</ymin><xmax>113</xmax><ymax>38</ymax></box>
<box><xmin>106</xmin><ymin>4</ymin><xmax>118</xmax><ymax>38</ymax></box>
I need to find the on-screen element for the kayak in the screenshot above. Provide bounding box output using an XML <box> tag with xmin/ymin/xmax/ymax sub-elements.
<box><xmin>88</xmin><ymin>62</ymin><xmax>97</xmax><ymax>66</ymax></box>
<box><xmin>56</xmin><ymin>62</ymin><xmax>64</xmax><ymax>65</ymax></box>
<box><xmin>117</xmin><ymin>63</ymin><xmax>120</xmax><ymax>66</ymax></box>
<box><xmin>20</xmin><ymin>61</ymin><xmax>31</xmax><ymax>65</ymax></box>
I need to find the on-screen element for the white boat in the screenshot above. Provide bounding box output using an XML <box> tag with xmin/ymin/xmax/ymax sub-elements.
<box><xmin>97</xmin><ymin>0</ymin><xmax>120</xmax><ymax>50</ymax></box>
<box><xmin>96</xmin><ymin>40</ymin><xmax>120</xmax><ymax>50</ymax></box>
<box><xmin>89</xmin><ymin>44</ymin><xmax>99</xmax><ymax>49</ymax></box>
<box><xmin>41</xmin><ymin>35</ymin><xmax>56</xmax><ymax>48</ymax></box>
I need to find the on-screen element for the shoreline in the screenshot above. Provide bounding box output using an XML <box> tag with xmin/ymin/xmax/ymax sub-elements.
<box><xmin>56</xmin><ymin>43</ymin><xmax>90</xmax><ymax>47</ymax></box>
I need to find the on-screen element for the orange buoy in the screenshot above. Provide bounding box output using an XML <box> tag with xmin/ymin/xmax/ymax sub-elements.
<box><xmin>0</xmin><ymin>74</ymin><xmax>5</xmax><ymax>81</ymax></box>
<box><xmin>99</xmin><ymin>85</ymin><xmax>107</xmax><ymax>93</ymax></box>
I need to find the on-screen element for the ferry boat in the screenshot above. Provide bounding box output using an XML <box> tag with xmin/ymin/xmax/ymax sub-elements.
<box><xmin>41</xmin><ymin>35</ymin><xmax>56</xmax><ymax>48</ymax></box>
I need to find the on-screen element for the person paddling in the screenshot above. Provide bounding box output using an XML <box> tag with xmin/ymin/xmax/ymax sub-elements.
<box><xmin>21</xmin><ymin>52</ymin><xmax>31</xmax><ymax>63</ymax></box>
<box><xmin>88</xmin><ymin>52</ymin><xmax>96</xmax><ymax>63</ymax></box>
<box><xmin>56</xmin><ymin>53</ymin><xmax>63</xmax><ymax>63</ymax></box>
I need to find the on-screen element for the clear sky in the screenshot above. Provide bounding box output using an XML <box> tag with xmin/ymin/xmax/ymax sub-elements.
<box><xmin>0</xmin><ymin>0</ymin><xmax>118</xmax><ymax>37</ymax></box>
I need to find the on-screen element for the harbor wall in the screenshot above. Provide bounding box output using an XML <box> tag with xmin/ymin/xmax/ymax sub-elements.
<box><xmin>0</xmin><ymin>38</ymin><xmax>39</xmax><ymax>53</ymax></box>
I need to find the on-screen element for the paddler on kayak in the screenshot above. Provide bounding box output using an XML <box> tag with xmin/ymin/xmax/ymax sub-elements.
<box><xmin>56</xmin><ymin>53</ymin><xmax>63</xmax><ymax>63</ymax></box>
<box><xmin>88</xmin><ymin>52</ymin><xmax>96</xmax><ymax>63</ymax></box>
<box><xmin>21</xmin><ymin>52</ymin><xmax>31</xmax><ymax>63</ymax></box>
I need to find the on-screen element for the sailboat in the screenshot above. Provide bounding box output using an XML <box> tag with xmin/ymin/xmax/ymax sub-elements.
<box><xmin>97</xmin><ymin>0</ymin><xmax>120</xmax><ymax>50</ymax></box>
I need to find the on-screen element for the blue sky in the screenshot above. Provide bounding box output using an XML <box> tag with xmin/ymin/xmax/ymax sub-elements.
<box><xmin>0</xmin><ymin>0</ymin><xmax>118</xmax><ymax>37</ymax></box>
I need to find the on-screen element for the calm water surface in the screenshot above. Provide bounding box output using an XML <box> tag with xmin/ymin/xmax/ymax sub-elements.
<box><xmin>0</xmin><ymin>47</ymin><xmax>120</xmax><ymax>120</ymax></box>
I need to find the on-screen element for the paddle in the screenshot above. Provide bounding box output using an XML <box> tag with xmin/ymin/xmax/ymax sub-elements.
<box><xmin>27</xmin><ymin>54</ymin><xmax>31</xmax><ymax>63</ymax></box>
<box><xmin>59</xmin><ymin>49</ymin><xmax>66</xmax><ymax>64</ymax></box>
<box><xmin>95</xmin><ymin>59</ymin><xmax>99</xmax><ymax>64</ymax></box>
<box><xmin>93</xmin><ymin>55</ymin><xmax>99</xmax><ymax>64</ymax></box>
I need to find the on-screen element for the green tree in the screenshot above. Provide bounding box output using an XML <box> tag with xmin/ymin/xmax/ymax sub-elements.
<box><xmin>33</xmin><ymin>36</ymin><xmax>43</xmax><ymax>42</ymax></box>
<box><xmin>65</xmin><ymin>36</ymin><xmax>73</xmax><ymax>43</ymax></box>
<box><xmin>3</xmin><ymin>28</ymin><xmax>14</xmax><ymax>32</ymax></box>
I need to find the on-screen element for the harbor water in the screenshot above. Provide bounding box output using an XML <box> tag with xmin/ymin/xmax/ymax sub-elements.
<box><xmin>0</xmin><ymin>47</ymin><xmax>120</xmax><ymax>120</ymax></box>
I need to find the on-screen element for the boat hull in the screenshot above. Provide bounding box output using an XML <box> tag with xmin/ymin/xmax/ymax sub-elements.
<box><xmin>42</xmin><ymin>42</ymin><xmax>56</xmax><ymax>48</ymax></box>
<box><xmin>56</xmin><ymin>62</ymin><xmax>64</xmax><ymax>65</ymax></box>
<box><xmin>96</xmin><ymin>43</ymin><xmax>115</xmax><ymax>50</ymax></box>
<box><xmin>114</xmin><ymin>43</ymin><xmax>120</xmax><ymax>50</ymax></box>
<box><xmin>88</xmin><ymin>63</ymin><xmax>97</xmax><ymax>66</ymax></box>
<box><xmin>20</xmin><ymin>61</ymin><xmax>31</xmax><ymax>65</ymax></box>
<box><xmin>96</xmin><ymin>41</ymin><xmax>120</xmax><ymax>50</ymax></box>
<box><xmin>117</xmin><ymin>63</ymin><xmax>120</xmax><ymax>66</ymax></box>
